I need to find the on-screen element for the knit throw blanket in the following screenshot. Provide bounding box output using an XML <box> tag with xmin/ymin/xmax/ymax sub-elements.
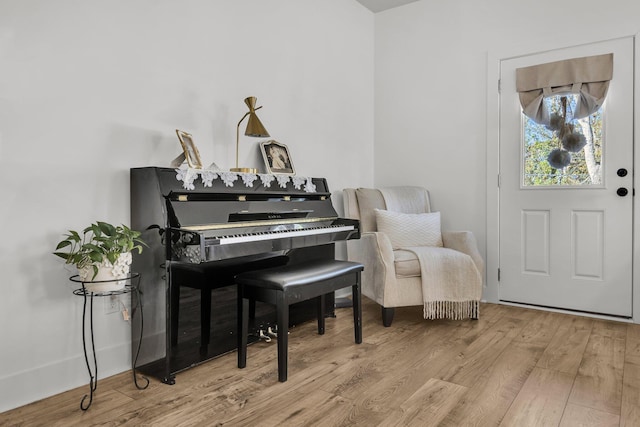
<box><xmin>380</xmin><ymin>187</ymin><xmax>481</xmax><ymax>320</ymax></box>
<box><xmin>405</xmin><ymin>246</ymin><xmax>481</xmax><ymax>320</ymax></box>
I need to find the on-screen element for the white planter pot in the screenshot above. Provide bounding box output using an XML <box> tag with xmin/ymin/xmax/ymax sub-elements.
<box><xmin>78</xmin><ymin>252</ymin><xmax>132</xmax><ymax>292</ymax></box>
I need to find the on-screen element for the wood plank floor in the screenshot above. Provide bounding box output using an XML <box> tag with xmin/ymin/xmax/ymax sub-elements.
<box><xmin>4</xmin><ymin>299</ymin><xmax>640</xmax><ymax>426</ymax></box>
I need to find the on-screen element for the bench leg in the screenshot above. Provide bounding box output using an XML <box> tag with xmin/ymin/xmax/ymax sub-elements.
<box><xmin>317</xmin><ymin>295</ymin><xmax>325</xmax><ymax>335</ymax></box>
<box><xmin>353</xmin><ymin>272</ymin><xmax>362</xmax><ymax>344</ymax></box>
<box><xmin>276</xmin><ymin>294</ymin><xmax>289</xmax><ymax>382</ymax></box>
<box><xmin>237</xmin><ymin>287</ymin><xmax>248</xmax><ymax>369</ymax></box>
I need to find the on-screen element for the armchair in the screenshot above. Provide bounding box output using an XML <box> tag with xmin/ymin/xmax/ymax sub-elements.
<box><xmin>343</xmin><ymin>186</ymin><xmax>483</xmax><ymax>326</ymax></box>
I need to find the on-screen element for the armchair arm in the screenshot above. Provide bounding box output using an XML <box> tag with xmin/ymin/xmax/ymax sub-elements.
<box><xmin>442</xmin><ymin>230</ymin><xmax>484</xmax><ymax>277</ymax></box>
<box><xmin>346</xmin><ymin>231</ymin><xmax>397</xmax><ymax>306</ymax></box>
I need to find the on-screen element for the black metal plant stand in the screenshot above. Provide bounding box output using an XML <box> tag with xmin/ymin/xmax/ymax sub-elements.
<box><xmin>71</xmin><ymin>273</ymin><xmax>148</xmax><ymax>411</ymax></box>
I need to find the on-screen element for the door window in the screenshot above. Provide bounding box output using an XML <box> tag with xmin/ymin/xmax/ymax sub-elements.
<box><xmin>523</xmin><ymin>94</ymin><xmax>603</xmax><ymax>187</ymax></box>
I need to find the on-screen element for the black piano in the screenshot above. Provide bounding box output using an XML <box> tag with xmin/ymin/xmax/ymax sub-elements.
<box><xmin>130</xmin><ymin>166</ymin><xmax>359</xmax><ymax>384</ymax></box>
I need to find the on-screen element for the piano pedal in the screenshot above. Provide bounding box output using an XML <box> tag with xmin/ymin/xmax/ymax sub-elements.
<box><xmin>267</xmin><ymin>325</ymin><xmax>289</xmax><ymax>338</ymax></box>
<box><xmin>258</xmin><ymin>329</ymin><xmax>272</xmax><ymax>343</ymax></box>
<box><xmin>266</xmin><ymin>326</ymin><xmax>278</xmax><ymax>339</ymax></box>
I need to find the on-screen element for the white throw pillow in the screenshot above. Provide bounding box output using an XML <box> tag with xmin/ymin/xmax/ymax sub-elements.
<box><xmin>374</xmin><ymin>209</ymin><xmax>443</xmax><ymax>249</ymax></box>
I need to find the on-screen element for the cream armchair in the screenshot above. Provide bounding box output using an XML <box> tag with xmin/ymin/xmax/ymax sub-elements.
<box><xmin>343</xmin><ymin>187</ymin><xmax>483</xmax><ymax>326</ymax></box>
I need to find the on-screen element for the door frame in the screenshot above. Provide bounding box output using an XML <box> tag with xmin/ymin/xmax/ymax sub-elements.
<box><xmin>485</xmin><ymin>33</ymin><xmax>640</xmax><ymax>323</ymax></box>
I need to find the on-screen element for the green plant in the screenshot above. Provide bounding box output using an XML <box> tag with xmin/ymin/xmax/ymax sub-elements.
<box><xmin>53</xmin><ymin>221</ymin><xmax>146</xmax><ymax>279</ymax></box>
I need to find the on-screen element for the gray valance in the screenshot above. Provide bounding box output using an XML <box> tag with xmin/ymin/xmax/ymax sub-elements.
<box><xmin>516</xmin><ymin>53</ymin><xmax>613</xmax><ymax>124</ymax></box>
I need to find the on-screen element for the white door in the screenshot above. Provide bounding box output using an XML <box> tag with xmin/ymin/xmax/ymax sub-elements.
<box><xmin>499</xmin><ymin>37</ymin><xmax>634</xmax><ymax>317</ymax></box>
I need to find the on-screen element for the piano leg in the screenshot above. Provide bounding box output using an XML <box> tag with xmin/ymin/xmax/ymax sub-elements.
<box><xmin>237</xmin><ymin>289</ymin><xmax>248</xmax><ymax>370</ymax></box>
<box><xmin>200</xmin><ymin>287</ymin><xmax>212</xmax><ymax>347</ymax></box>
<box><xmin>249</xmin><ymin>299</ymin><xmax>256</xmax><ymax>319</ymax></box>
<box><xmin>170</xmin><ymin>283</ymin><xmax>180</xmax><ymax>347</ymax></box>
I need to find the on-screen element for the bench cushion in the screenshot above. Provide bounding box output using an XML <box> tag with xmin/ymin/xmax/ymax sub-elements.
<box><xmin>235</xmin><ymin>259</ymin><xmax>364</xmax><ymax>291</ymax></box>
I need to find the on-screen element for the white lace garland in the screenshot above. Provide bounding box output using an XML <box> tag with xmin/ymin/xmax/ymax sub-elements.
<box><xmin>174</xmin><ymin>167</ymin><xmax>316</xmax><ymax>193</ymax></box>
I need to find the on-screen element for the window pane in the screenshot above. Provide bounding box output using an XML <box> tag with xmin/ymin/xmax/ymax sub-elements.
<box><xmin>523</xmin><ymin>94</ymin><xmax>603</xmax><ymax>187</ymax></box>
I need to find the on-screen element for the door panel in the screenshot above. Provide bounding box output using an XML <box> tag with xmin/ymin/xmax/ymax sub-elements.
<box><xmin>521</xmin><ymin>210</ymin><xmax>550</xmax><ymax>275</ymax></box>
<box><xmin>499</xmin><ymin>37</ymin><xmax>633</xmax><ymax>317</ymax></box>
<box><xmin>571</xmin><ymin>210</ymin><xmax>604</xmax><ymax>280</ymax></box>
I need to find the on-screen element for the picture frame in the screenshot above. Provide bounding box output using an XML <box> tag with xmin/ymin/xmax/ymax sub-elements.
<box><xmin>175</xmin><ymin>129</ymin><xmax>203</xmax><ymax>169</ymax></box>
<box><xmin>260</xmin><ymin>140</ymin><xmax>295</xmax><ymax>175</ymax></box>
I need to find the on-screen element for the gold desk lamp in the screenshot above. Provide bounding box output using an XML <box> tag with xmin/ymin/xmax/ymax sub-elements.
<box><xmin>231</xmin><ymin>96</ymin><xmax>270</xmax><ymax>173</ymax></box>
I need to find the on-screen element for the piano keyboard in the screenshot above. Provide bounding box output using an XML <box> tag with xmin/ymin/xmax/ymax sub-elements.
<box><xmin>209</xmin><ymin>224</ymin><xmax>356</xmax><ymax>245</ymax></box>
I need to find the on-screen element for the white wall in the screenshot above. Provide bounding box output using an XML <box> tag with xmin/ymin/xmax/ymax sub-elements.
<box><xmin>0</xmin><ymin>0</ymin><xmax>374</xmax><ymax>411</ymax></box>
<box><xmin>374</xmin><ymin>0</ymin><xmax>640</xmax><ymax>293</ymax></box>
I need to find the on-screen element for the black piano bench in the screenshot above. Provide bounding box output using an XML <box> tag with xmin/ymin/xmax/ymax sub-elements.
<box><xmin>236</xmin><ymin>259</ymin><xmax>364</xmax><ymax>382</ymax></box>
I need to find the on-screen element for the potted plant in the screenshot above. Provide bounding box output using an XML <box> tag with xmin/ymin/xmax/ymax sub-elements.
<box><xmin>53</xmin><ymin>221</ymin><xmax>146</xmax><ymax>292</ymax></box>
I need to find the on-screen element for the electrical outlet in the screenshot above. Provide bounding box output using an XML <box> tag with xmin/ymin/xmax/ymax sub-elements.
<box><xmin>104</xmin><ymin>295</ymin><xmax>119</xmax><ymax>314</ymax></box>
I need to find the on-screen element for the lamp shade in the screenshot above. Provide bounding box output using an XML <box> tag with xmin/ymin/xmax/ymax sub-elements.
<box><xmin>243</xmin><ymin>97</ymin><xmax>270</xmax><ymax>137</ymax></box>
<box><xmin>231</xmin><ymin>96</ymin><xmax>270</xmax><ymax>173</ymax></box>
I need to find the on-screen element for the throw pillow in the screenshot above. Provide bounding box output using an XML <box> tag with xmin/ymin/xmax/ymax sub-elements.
<box><xmin>374</xmin><ymin>209</ymin><xmax>443</xmax><ymax>249</ymax></box>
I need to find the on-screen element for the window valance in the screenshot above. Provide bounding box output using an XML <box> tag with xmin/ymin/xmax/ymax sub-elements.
<box><xmin>516</xmin><ymin>53</ymin><xmax>613</xmax><ymax>124</ymax></box>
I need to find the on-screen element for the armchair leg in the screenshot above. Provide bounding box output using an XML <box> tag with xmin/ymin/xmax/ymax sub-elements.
<box><xmin>382</xmin><ymin>307</ymin><xmax>395</xmax><ymax>327</ymax></box>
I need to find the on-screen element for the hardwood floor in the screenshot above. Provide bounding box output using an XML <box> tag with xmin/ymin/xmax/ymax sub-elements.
<box><xmin>4</xmin><ymin>299</ymin><xmax>640</xmax><ymax>426</ymax></box>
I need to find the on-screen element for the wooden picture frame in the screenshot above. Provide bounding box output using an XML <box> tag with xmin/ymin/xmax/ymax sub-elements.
<box><xmin>175</xmin><ymin>129</ymin><xmax>203</xmax><ymax>169</ymax></box>
<box><xmin>260</xmin><ymin>140</ymin><xmax>295</xmax><ymax>175</ymax></box>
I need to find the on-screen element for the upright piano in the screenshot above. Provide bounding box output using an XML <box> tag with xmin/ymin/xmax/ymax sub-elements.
<box><xmin>130</xmin><ymin>166</ymin><xmax>359</xmax><ymax>384</ymax></box>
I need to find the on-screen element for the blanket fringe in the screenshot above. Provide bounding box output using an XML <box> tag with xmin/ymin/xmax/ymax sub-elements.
<box><xmin>423</xmin><ymin>300</ymin><xmax>479</xmax><ymax>320</ymax></box>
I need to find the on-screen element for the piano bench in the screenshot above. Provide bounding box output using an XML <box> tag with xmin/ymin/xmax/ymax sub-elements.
<box><xmin>170</xmin><ymin>254</ymin><xmax>289</xmax><ymax>348</ymax></box>
<box><xmin>236</xmin><ymin>259</ymin><xmax>364</xmax><ymax>382</ymax></box>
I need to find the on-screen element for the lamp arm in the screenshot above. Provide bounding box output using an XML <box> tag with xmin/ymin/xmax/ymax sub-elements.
<box><xmin>237</xmin><ymin>111</ymin><xmax>251</xmax><ymax>128</ymax></box>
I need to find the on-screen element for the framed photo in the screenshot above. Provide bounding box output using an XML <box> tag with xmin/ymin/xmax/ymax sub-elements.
<box><xmin>175</xmin><ymin>129</ymin><xmax>203</xmax><ymax>169</ymax></box>
<box><xmin>260</xmin><ymin>140</ymin><xmax>295</xmax><ymax>175</ymax></box>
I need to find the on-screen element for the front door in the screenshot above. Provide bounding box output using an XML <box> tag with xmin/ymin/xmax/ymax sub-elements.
<box><xmin>499</xmin><ymin>37</ymin><xmax>634</xmax><ymax>317</ymax></box>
